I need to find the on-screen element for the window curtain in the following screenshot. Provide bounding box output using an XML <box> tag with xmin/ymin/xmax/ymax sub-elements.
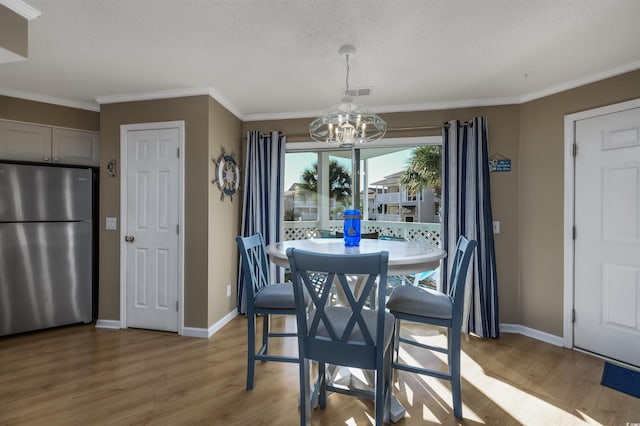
<box><xmin>237</xmin><ymin>130</ymin><xmax>285</xmax><ymax>313</ymax></box>
<box><xmin>442</xmin><ymin>117</ymin><xmax>500</xmax><ymax>338</ymax></box>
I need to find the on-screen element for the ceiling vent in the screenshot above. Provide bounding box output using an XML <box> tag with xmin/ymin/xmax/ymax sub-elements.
<box><xmin>344</xmin><ymin>87</ymin><xmax>372</xmax><ymax>97</ymax></box>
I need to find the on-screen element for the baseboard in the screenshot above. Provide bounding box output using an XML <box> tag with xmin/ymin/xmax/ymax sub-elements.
<box><xmin>95</xmin><ymin>319</ymin><xmax>121</xmax><ymax>329</ymax></box>
<box><xmin>500</xmin><ymin>323</ymin><xmax>564</xmax><ymax>347</ymax></box>
<box><xmin>181</xmin><ymin>326</ymin><xmax>210</xmax><ymax>339</ymax></box>
<box><xmin>181</xmin><ymin>309</ymin><xmax>239</xmax><ymax>339</ymax></box>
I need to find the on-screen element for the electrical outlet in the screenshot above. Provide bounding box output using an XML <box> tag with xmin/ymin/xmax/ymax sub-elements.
<box><xmin>493</xmin><ymin>221</ymin><xmax>500</xmax><ymax>234</ymax></box>
<box><xmin>226</xmin><ymin>284</ymin><xmax>231</xmax><ymax>297</ymax></box>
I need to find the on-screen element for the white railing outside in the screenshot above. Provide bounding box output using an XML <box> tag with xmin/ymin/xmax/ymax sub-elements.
<box><xmin>292</xmin><ymin>200</ymin><xmax>317</xmax><ymax>208</ymax></box>
<box><xmin>375</xmin><ymin>193</ymin><xmax>402</xmax><ymax>203</ymax></box>
<box><xmin>283</xmin><ymin>220</ymin><xmax>441</xmax><ymax>247</ymax></box>
<box><xmin>376</xmin><ymin>214</ymin><xmax>402</xmax><ymax>222</ymax></box>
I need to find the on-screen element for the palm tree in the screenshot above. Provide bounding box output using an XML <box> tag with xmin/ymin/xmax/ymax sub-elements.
<box><xmin>400</xmin><ymin>145</ymin><xmax>442</xmax><ymax>198</ymax></box>
<box><xmin>298</xmin><ymin>160</ymin><xmax>352</xmax><ymax>205</ymax></box>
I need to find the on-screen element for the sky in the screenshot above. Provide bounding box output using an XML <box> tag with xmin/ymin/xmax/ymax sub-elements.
<box><xmin>284</xmin><ymin>148</ymin><xmax>415</xmax><ymax>190</ymax></box>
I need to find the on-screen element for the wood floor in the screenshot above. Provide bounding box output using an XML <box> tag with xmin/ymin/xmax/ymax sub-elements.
<box><xmin>1</xmin><ymin>315</ymin><xmax>638</xmax><ymax>425</ymax></box>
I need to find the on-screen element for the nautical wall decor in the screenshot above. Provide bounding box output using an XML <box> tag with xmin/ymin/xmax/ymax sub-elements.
<box><xmin>213</xmin><ymin>148</ymin><xmax>240</xmax><ymax>201</ymax></box>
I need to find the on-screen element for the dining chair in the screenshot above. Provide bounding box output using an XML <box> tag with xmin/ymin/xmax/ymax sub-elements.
<box><xmin>236</xmin><ymin>233</ymin><xmax>303</xmax><ymax>390</ymax></box>
<box><xmin>379</xmin><ymin>235</ymin><xmax>436</xmax><ymax>289</ymax></box>
<box><xmin>286</xmin><ymin>248</ymin><xmax>394</xmax><ymax>426</ymax></box>
<box><xmin>385</xmin><ymin>236</ymin><xmax>476</xmax><ymax>419</ymax></box>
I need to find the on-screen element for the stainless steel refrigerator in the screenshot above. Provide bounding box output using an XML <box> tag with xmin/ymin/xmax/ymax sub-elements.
<box><xmin>0</xmin><ymin>162</ymin><xmax>95</xmax><ymax>336</ymax></box>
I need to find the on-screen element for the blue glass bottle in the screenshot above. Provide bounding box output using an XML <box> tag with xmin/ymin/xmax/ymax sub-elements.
<box><xmin>343</xmin><ymin>209</ymin><xmax>361</xmax><ymax>247</ymax></box>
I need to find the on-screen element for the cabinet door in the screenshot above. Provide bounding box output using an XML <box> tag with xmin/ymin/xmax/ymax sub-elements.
<box><xmin>0</xmin><ymin>121</ymin><xmax>52</xmax><ymax>162</ymax></box>
<box><xmin>51</xmin><ymin>128</ymin><xmax>100</xmax><ymax>166</ymax></box>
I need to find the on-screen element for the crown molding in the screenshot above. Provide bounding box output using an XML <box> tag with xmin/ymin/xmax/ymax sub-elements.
<box><xmin>95</xmin><ymin>87</ymin><xmax>210</xmax><ymax>105</ymax></box>
<box><xmin>0</xmin><ymin>87</ymin><xmax>100</xmax><ymax>111</ymax></box>
<box><xmin>242</xmin><ymin>96</ymin><xmax>521</xmax><ymax>122</ymax></box>
<box><xmin>95</xmin><ymin>86</ymin><xmax>242</xmax><ymax>119</ymax></box>
<box><xmin>520</xmin><ymin>59</ymin><xmax>640</xmax><ymax>103</ymax></box>
<box><xmin>5</xmin><ymin>61</ymin><xmax>640</xmax><ymax>120</ymax></box>
<box><xmin>0</xmin><ymin>0</ymin><xmax>41</xmax><ymax>20</ymax></box>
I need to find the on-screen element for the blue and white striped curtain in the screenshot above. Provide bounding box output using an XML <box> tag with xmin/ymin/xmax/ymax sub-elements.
<box><xmin>237</xmin><ymin>130</ymin><xmax>286</xmax><ymax>313</ymax></box>
<box><xmin>442</xmin><ymin>117</ymin><xmax>500</xmax><ymax>338</ymax></box>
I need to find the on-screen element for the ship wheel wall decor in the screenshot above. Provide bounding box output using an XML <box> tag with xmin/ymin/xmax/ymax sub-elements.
<box><xmin>213</xmin><ymin>149</ymin><xmax>240</xmax><ymax>201</ymax></box>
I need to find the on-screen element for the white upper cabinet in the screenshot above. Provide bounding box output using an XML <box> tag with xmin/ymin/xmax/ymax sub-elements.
<box><xmin>0</xmin><ymin>120</ymin><xmax>99</xmax><ymax>166</ymax></box>
<box><xmin>52</xmin><ymin>128</ymin><xmax>99</xmax><ymax>166</ymax></box>
<box><xmin>0</xmin><ymin>121</ymin><xmax>52</xmax><ymax>163</ymax></box>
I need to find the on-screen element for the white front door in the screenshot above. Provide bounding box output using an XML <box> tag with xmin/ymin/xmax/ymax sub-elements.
<box><xmin>122</xmin><ymin>125</ymin><xmax>181</xmax><ymax>332</ymax></box>
<box><xmin>574</xmin><ymin>106</ymin><xmax>640</xmax><ymax>367</ymax></box>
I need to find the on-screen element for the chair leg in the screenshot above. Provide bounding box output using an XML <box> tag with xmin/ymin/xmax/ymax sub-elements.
<box><xmin>375</xmin><ymin>361</ymin><xmax>384</xmax><ymax>426</ymax></box>
<box><xmin>247</xmin><ymin>314</ymin><xmax>256</xmax><ymax>390</ymax></box>
<box><xmin>318</xmin><ymin>362</ymin><xmax>327</xmax><ymax>409</ymax></box>
<box><xmin>450</xmin><ymin>326</ymin><xmax>462</xmax><ymax>419</ymax></box>
<box><xmin>382</xmin><ymin>346</ymin><xmax>393</xmax><ymax>425</ymax></box>
<box><xmin>261</xmin><ymin>314</ymin><xmax>269</xmax><ymax>362</ymax></box>
<box><xmin>299</xmin><ymin>358</ymin><xmax>311</xmax><ymax>426</ymax></box>
<box><xmin>393</xmin><ymin>319</ymin><xmax>401</xmax><ymax>364</ymax></box>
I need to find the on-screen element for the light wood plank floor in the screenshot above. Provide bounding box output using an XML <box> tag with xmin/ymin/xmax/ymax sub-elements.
<box><xmin>1</xmin><ymin>315</ymin><xmax>638</xmax><ymax>425</ymax></box>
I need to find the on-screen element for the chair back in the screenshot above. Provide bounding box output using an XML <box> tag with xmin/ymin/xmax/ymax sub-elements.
<box><xmin>236</xmin><ymin>233</ymin><xmax>271</xmax><ymax>304</ymax></box>
<box><xmin>286</xmin><ymin>248</ymin><xmax>390</xmax><ymax>369</ymax></box>
<box><xmin>447</xmin><ymin>236</ymin><xmax>477</xmax><ymax>328</ymax></box>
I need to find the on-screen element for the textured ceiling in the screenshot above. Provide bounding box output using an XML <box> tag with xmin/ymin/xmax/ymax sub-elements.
<box><xmin>1</xmin><ymin>0</ymin><xmax>639</xmax><ymax>119</ymax></box>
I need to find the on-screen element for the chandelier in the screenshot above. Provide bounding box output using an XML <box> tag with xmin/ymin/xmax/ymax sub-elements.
<box><xmin>309</xmin><ymin>45</ymin><xmax>387</xmax><ymax>146</ymax></box>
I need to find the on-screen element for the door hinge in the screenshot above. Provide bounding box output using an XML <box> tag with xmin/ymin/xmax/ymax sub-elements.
<box><xmin>176</xmin><ymin>224</ymin><xmax>179</xmax><ymax>235</ymax></box>
<box><xmin>573</xmin><ymin>143</ymin><xmax>577</xmax><ymax>157</ymax></box>
<box><xmin>572</xmin><ymin>226</ymin><xmax>576</xmax><ymax>240</ymax></box>
<box><xmin>177</xmin><ymin>147</ymin><xmax>180</xmax><ymax>158</ymax></box>
<box><xmin>176</xmin><ymin>301</ymin><xmax>179</xmax><ymax>312</ymax></box>
<box><xmin>572</xmin><ymin>309</ymin><xmax>576</xmax><ymax>323</ymax></box>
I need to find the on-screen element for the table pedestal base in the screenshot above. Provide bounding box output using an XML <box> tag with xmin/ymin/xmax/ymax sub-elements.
<box><xmin>325</xmin><ymin>367</ymin><xmax>406</xmax><ymax>423</ymax></box>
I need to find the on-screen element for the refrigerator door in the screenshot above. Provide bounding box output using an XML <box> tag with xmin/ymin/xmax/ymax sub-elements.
<box><xmin>0</xmin><ymin>222</ymin><xmax>93</xmax><ymax>336</ymax></box>
<box><xmin>0</xmin><ymin>163</ymin><xmax>92</xmax><ymax>222</ymax></box>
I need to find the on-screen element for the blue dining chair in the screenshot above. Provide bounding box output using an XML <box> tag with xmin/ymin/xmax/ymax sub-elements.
<box><xmin>236</xmin><ymin>233</ymin><xmax>302</xmax><ymax>390</ymax></box>
<box><xmin>386</xmin><ymin>236</ymin><xmax>477</xmax><ymax>419</ymax></box>
<box><xmin>286</xmin><ymin>248</ymin><xmax>394</xmax><ymax>426</ymax></box>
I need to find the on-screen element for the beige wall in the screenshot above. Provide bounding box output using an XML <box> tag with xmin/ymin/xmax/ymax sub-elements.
<box><xmin>99</xmin><ymin>95</ymin><xmax>242</xmax><ymax>329</ymax></box>
<box><xmin>246</xmin><ymin>69</ymin><xmax>640</xmax><ymax>337</ymax></box>
<box><xmin>208</xmin><ymin>97</ymin><xmax>242</xmax><ymax>325</ymax></box>
<box><xmin>244</xmin><ymin>105</ymin><xmax>523</xmax><ymax>325</ymax></box>
<box><xmin>0</xmin><ymin>5</ymin><xmax>28</xmax><ymax>59</ymax></box>
<box><xmin>518</xmin><ymin>69</ymin><xmax>640</xmax><ymax>335</ymax></box>
<box><xmin>3</xmin><ymin>68</ymin><xmax>640</xmax><ymax>338</ymax></box>
<box><xmin>0</xmin><ymin>95</ymin><xmax>99</xmax><ymax>130</ymax></box>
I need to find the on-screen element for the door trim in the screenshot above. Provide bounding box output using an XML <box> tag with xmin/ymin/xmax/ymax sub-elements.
<box><xmin>563</xmin><ymin>98</ymin><xmax>640</xmax><ymax>349</ymax></box>
<box><xmin>119</xmin><ymin>121</ymin><xmax>185</xmax><ymax>334</ymax></box>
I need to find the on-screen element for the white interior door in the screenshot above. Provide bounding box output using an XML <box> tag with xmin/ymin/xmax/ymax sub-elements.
<box><xmin>574</xmin><ymin>106</ymin><xmax>640</xmax><ymax>367</ymax></box>
<box><xmin>123</xmin><ymin>126</ymin><xmax>181</xmax><ymax>332</ymax></box>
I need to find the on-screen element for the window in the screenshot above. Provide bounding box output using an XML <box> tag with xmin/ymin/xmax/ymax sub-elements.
<box><xmin>283</xmin><ymin>137</ymin><xmax>442</xmax><ymax>242</ymax></box>
<box><xmin>283</xmin><ymin>136</ymin><xmax>443</xmax><ymax>288</ymax></box>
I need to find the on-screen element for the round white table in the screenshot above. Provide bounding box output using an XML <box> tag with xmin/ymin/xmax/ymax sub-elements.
<box><xmin>266</xmin><ymin>237</ymin><xmax>446</xmax><ymax>423</ymax></box>
<box><xmin>266</xmin><ymin>238</ymin><xmax>446</xmax><ymax>276</ymax></box>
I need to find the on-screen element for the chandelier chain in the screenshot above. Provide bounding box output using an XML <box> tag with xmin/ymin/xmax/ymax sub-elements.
<box><xmin>345</xmin><ymin>53</ymin><xmax>350</xmax><ymax>94</ymax></box>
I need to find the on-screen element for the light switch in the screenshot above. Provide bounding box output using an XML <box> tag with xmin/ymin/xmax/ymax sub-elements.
<box><xmin>106</xmin><ymin>217</ymin><xmax>117</xmax><ymax>230</ymax></box>
<box><xmin>493</xmin><ymin>221</ymin><xmax>500</xmax><ymax>234</ymax></box>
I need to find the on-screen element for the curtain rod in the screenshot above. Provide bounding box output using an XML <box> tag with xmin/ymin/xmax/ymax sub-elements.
<box><xmin>247</xmin><ymin>121</ymin><xmax>473</xmax><ymax>139</ymax></box>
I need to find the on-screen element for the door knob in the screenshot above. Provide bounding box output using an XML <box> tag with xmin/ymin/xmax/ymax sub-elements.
<box><xmin>124</xmin><ymin>235</ymin><xmax>135</xmax><ymax>243</ymax></box>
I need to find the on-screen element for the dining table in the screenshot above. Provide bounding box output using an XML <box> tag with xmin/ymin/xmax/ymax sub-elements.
<box><xmin>266</xmin><ymin>237</ymin><xmax>445</xmax><ymax>276</ymax></box>
<box><xmin>266</xmin><ymin>237</ymin><xmax>446</xmax><ymax>423</ymax></box>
